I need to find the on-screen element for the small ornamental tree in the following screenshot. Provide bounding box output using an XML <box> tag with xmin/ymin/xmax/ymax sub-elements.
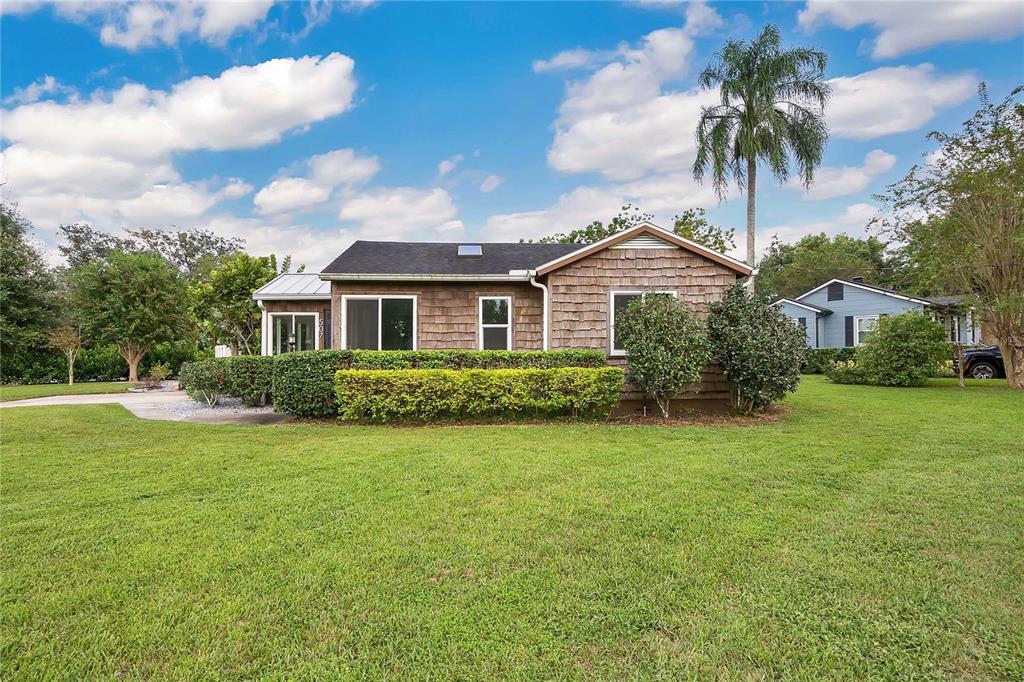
<box><xmin>707</xmin><ymin>285</ymin><xmax>805</xmax><ymax>414</ymax></box>
<box><xmin>856</xmin><ymin>311</ymin><xmax>949</xmax><ymax>387</ymax></box>
<box><xmin>190</xmin><ymin>253</ymin><xmax>277</xmax><ymax>355</ymax></box>
<box><xmin>72</xmin><ymin>252</ymin><xmax>188</xmax><ymax>382</ymax></box>
<box><xmin>46</xmin><ymin>325</ymin><xmax>83</xmax><ymax>385</ymax></box>
<box><xmin>614</xmin><ymin>294</ymin><xmax>711</xmax><ymax>418</ymax></box>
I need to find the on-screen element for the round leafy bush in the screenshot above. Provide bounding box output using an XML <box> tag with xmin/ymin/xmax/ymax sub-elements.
<box><xmin>855</xmin><ymin>311</ymin><xmax>949</xmax><ymax>387</ymax></box>
<box><xmin>707</xmin><ymin>285</ymin><xmax>806</xmax><ymax>414</ymax></box>
<box><xmin>614</xmin><ymin>294</ymin><xmax>710</xmax><ymax>417</ymax></box>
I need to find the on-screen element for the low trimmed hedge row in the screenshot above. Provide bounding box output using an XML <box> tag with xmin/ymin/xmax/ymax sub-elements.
<box><xmin>179</xmin><ymin>356</ymin><xmax>273</xmax><ymax>407</ymax></box>
<box><xmin>271</xmin><ymin>349</ymin><xmax>607</xmax><ymax>417</ymax></box>
<box><xmin>335</xmin><ymin>368</ymin><xmax>625</xmax><ymax>422</ymax></box>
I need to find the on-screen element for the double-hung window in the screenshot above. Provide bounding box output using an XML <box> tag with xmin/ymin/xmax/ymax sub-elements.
<box><xmin>343</xmin><ymin>296</ymin><xmax>416</xmax><ymax>350</ymax></box>
<box><xmin>853</xmin><ymin>315</ymin><xmax>878</xmax><ymax>346</ymax></box>
<box><xmin>479</xmin><ymin>296</ymin><xmax>512</xmax><ymax>350</ymax></box>
<box><xmin>609</xmin><ymin>290</ymin><xmax>677</xmax><ymax>355</ymax></box>
<box><xmin>270</xmin><ymin>313</ymin><xmax>318</xmax><ymax>355</ymax></box>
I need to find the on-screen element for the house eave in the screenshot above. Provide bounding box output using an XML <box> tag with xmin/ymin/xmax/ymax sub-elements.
<box><xmin>252</xmin><ymin>293</ymin><xmax>332</xmax><ymax>301</ymax></box>
<box><xmin>318</xmin><ymin>273</ymin><xmax>532</xmax><ymax>282</ymax></box>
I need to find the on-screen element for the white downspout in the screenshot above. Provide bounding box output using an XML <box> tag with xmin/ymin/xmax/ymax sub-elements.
<box><xmin>528</xmin><ymin>271</ymin><xmax>549</xmax><ymax>351</ymax></box>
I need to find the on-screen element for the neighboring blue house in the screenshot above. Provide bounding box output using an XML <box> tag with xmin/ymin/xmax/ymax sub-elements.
<box><xmin>773</xmin><ymin>278</ymin><xmax>982</xmax><ymax>348</ymax></box>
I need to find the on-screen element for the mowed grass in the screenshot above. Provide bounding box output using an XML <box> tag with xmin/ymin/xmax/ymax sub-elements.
<box><xmin>0</xmin><ymin>381</ymin><xmax>131</xmax><ymax>402</ymax></box>
<box><xmin>1</xmin><ymin>377</ymin><xmax>1022</xmax><ymax>680</ymax></box>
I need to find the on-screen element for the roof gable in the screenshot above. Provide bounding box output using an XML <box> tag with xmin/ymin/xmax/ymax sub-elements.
<box><xmin>534</xmin><ymin>222</ymin><xmax>752</xmax><ymax>276</ymax></box>
<box><xmin>795</xmin><ymin>278</ymin><xmax>931</xmax><ymax>306</ymax></box>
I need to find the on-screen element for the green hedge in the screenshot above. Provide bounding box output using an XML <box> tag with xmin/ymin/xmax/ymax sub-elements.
<box><xmin>802</xmin><ymin>347</ymin><xmax>856</xmax><ymax>374</ymax></box>
<box><xmin>335</xmin><ymin>367</ymin><xmax>624</xmax><ymax>422</ymax></box>
<box><xmin>222</xmin><ymin>356</ymin><xmax>273</xmax><ymax>406</ymax></box>
<box><xmin>179</xmin><ymin>355</ymin><xmax>273</xmax><ymax>407</ymax></box>
<box><xmin>272</xmin><ymin>349</ymin><xmax>607</xmax><ymax>418</ymax></box>
<box><xmin>179</xmin><ymin>359</ymin><xmax>225</xmax><ymax>406</ymax></box>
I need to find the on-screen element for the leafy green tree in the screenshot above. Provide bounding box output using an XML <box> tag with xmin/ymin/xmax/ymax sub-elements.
<box><xmin>190</xmin><ymin>253</ymin><xmax>278</xmax><ymax>355</ymax></box>
<box><xmin>671</xmin><ymin>208</ymin><xmax>736</xmax><ymax>253</ymax></box>
<box><xmin>694</xmin><ymin>24</ymin><xmax>830</xmax><ymax>270</ymax></box>
<box><xmin>707</xmin><ymin>285</ymin><xmax>806</xmax><ymax>414</ymax></box>
<box><xmin>874</xmin><ymin>84</ymin><xmax>1024</xmax><ymax>389</ymax></box>
<box><xmin>0</xmin><ymin>204</ymin><xmax>58</xmax><ymax>382</ymax></box>
<box><xmin>58</xmin><ymin>224</ymin><xmax>243</xmax><ymax>278</ymax></box>
<box><xmin>540</xmin><ymin>205</ymin><xmax>736</xmax><ymax>253</ymax></box>
<box><xmin>614</xmin><ymin>294</ymin><xmax>711</xmax><ymax>418</ymax></box>
<box><xmin>755</xmin><ymin>233</ymin><xmax>897</xmax><ymax>300</ymax></box>
<box><xmin>72</xmin><ymin>252</ymin><xmax>188</xmax><ymax>382</ymax></box>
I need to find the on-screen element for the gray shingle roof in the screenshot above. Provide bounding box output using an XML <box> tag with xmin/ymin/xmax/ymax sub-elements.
<box><xmin>321</xmin><ymin>241</ymin><xmax>583</xmax><ymax>276</ymax></box>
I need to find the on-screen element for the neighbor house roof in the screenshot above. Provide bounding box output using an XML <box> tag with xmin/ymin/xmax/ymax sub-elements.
<box><xmin>320</xmin><ymin>223</ymin><xmax>753</xmax><ymax>281</ymax></box>
<box><xmin>252</xmin><ymin>273</ymin><xmax>331</xmax><ymax>300</ymax></box>
<box><xmin>320</xmin><ymin>241</ymin><xmax>583</xmax><ymax>280</ymax></box>
<box><xmin>930</xmin><ymin>294</ymin><xmax>972</xmax><ymax>308</ymax></box>
<box><xmin>796</xmin><ymin>278</ymin><xmax>932</xmax><ymax>306</ymax></box>
<box><xmin>771</xmin><ymin>298</ymin><xmax>832</xmax><ymax>315</ymax></box>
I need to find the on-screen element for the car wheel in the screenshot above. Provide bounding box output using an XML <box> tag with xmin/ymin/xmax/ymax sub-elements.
<box><xmin>970</xmin><ymin>362</ymin><xmax>997</xmax><ymax>379</ymax></box>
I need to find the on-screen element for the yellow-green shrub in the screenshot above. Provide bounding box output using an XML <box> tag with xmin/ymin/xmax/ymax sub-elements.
<box><xmin>334</xmin><ymin>367</ymin><xmax>624</xmax><ymax>422</ymax></box>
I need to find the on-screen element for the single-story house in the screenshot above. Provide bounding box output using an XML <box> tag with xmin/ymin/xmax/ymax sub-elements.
<box><xmin>773</xmin><ymin>278</ymin><xmax>985</xmax><ymax>348</ymax></box>
<box><xmin>252</xmin><ymin>222</ymin><xmax>753</xmax><ymax>410</ymax></box>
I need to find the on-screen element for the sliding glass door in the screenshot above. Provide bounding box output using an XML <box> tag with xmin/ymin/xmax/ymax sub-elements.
<box><xmin>271</xmin><ymin>314</ymin><xmax>317</xmax><ymax>354</ymax></box>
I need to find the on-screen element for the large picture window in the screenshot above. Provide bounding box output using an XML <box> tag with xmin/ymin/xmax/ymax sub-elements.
<box><xmin>343</xmin><ymin>296</ymin><xmax>416</xmax><ymax>350</ymax></box>
<box><xmin>853</xmin><ymin>315</ymin><xmax>878</xmax><ymax>346</ymax></box>
<box><xmin>270</xmin><ymin>313</ymin><xmax>318</xmax><ymax>355</ymax></box>
<box><xmin>479</xmin><ymin>296</ymin><xmax>512</xmax><ymax>350</ymax></box>
<box><xmin>609</xmin><ymin>290</ymin><xmax>677</xmax><ymax>355</ymax></box>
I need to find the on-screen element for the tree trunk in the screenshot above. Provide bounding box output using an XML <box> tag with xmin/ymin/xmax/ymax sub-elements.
<box><xmin>954</xmin><ymin>343</ymin><xmax>965</xmax><ymax>388</ymax></box>
<box><xmin>998</xmin><ymin>338</ymin><xmax>1024</xmax><ymax>389</ymax></box>
<box><xmin>118</xmin><ymin>342</ymin><xmax>148</xmax><ymax>383</ymax></box>
<box><xmin>65</xmin><ymin>350</ymin><xmax>75</xmax><ymax>386</ymax></box>
<box><xmin>746</xmin><ymin>157</ymin><xmax>757</xmax><ymax>283</ymax></box>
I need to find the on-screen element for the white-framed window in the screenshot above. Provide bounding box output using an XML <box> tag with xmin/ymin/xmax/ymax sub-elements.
<box><xmin>269</xmin><ymin>313</ymin><xmax>319</xmax><ymax>355</ymax></box>
<box><xmin>479</xmin><ymin>296</ymin><xmax>512</xmax><ymax>350</ymax></box>
<box><xmin>609</xmin><ymin>290</ymin><xmax>677</xmax><ymax>356</ymax></box>
<box><xmin>341</xmin><ymin>295</ymin><xmax>417</xmax><ymax>350</ymax></box>
<box><xmin>853</xmin><ymin>315</ymin><xmax>879</xmax><ymax>346</ymax></box>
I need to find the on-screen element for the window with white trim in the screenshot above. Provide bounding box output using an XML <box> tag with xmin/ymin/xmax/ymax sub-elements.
<box><xmin>479</xmin><ymin>296</ymin><xmax>512</xmax><ymax>350</ymax></box>
<box><xmin>853</xmin><ymin>315</ymin><xmax>878</xmax><ymax>346</ymax></box>
<box><xmin>270</xmin><ymin>313</ymin><xmax>318</xmax><ymax>355</ymax></box>
<box><xmin>342</xmin><ymin>296</ymin><xmax>416</xmax><ymax>350</ymax></box>
<box><xmin>609</xmin><ymin>290</ymin><xmax>677</xmax><ymax>355</ymax></box>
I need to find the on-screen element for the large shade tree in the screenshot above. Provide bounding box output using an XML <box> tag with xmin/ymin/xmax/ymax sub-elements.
<box><xmin>72</xmin><ymin>252</ymin><xmax>189</xmax><ymax>382</ymax></box>
<box><xmin>693</xmin><ymin>24</ymin><xmax>830</xmax><ymax>271</ymax></box>
<box><xmin>875</xmin><ymin>84</ymin><xmax>1024</xmax><ymax>389</ymax></box>
<box><xmin>0</xmin><ymin>204</ymin><xmax>58</xmax><ymax>382</ymax></box>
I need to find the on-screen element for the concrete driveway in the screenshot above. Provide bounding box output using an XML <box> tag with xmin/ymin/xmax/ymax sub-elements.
<box><xmin>0</xmin><ymin>390</ymin><xmax>293</xmax><ymax>425</ymax></box>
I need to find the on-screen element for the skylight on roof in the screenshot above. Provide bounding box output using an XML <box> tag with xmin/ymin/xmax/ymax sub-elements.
<box><xmin>457</xmin><ymin>244</ymin><xmax>482</xmax><ymax>257</ymax></box>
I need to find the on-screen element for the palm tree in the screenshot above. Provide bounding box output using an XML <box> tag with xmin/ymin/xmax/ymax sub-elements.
<box><xmin>693</xmin><ymin>25</ymin><xmax>830</xmax><ymax>270</ymax></box>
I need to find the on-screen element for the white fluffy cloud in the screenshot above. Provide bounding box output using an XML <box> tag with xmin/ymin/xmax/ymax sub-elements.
<box><xmin>798</xmin><ymin>0</ymin><xmax>1024</xmax><ymax>58</ymax></box>
<box><xmin>438</xmin><ymin>154</ymin><xmax>464</xmax><ymax>176</ymax></box>
<box><xmin>1</xmin><ymin>53</ymin><xmax>359</xmax><ymax>232</ymax></box>
<box><xmin>788</xmin><ymin>149</ymin><xmax>897</xmax><ymax>200</ymax></box>
<box><xmin>828</xmin><ymin>64</ymin><xmax>975</xmax><ymax>140</ymax></box>
<box><xmin>338</xmin><ymin>187</ymin><xmax>463</xmax><ymax>241</ymax></box>
<box><xmin>2</xmin><ymin>75</ymin><xmax>77</xmax><ymax>106</ymax></box>
<box><xmin>758</xmin><ymin>202</ymin><xmax>881</xmax><ymax>255</ymax></box>
<box><xmin>254</xmin><ymin>148</ymin><xmax>380</xmax><ymax>215</ymax></box>
<box><xmin>479</xmin><ymin>175</ymin><xmax>503</xmax><ymax>193</ymax></box>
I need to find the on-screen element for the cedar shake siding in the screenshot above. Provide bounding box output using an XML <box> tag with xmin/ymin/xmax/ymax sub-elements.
<box><xmin>547</xmin><ymin>246</ymin><xmax>739</xmax><ymax>406</ymax></box>
<box><xmin>330</xmin><ymin>282</ymin><xmax>544</xmax><ymax>350</ymax></box>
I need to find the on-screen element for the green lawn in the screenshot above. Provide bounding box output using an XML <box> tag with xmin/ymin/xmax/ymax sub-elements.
<box><xmin>2</xmin><ymin>377</ymin><xmax>1021</xmax><ymax>679</ymax></box>
<box><xmin>0</xmin><ymin>381</ymin><xmax>132</xmax><ymax>402</ymax></box>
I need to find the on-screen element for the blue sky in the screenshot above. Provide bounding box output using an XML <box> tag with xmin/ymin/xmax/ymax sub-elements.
<box><xmin>2</xmin><ymin>1</ymin><xmax>1022</xmax><ymax>270</ymax></box>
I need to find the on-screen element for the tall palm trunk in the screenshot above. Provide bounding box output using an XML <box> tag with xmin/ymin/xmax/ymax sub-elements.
<box><xmin>746</xmin><ymin>158</ymin><xmax>757</xmax><ymax>269</ymax></box>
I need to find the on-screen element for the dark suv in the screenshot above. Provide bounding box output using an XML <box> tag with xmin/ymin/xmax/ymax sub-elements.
<box><xmin>955</xmin><ymin>346</ymin><xmax>1005</xmax><ymax>379</ymax></box>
